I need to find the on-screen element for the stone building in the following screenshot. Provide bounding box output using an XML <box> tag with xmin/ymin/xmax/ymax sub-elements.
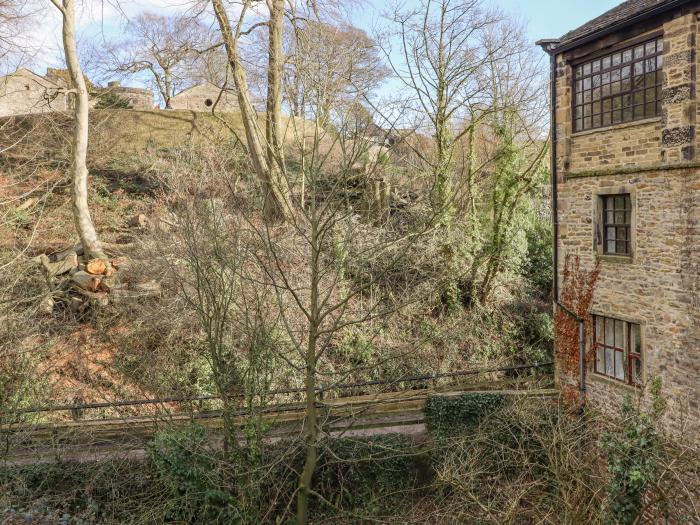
<box><xmin>97</xmin><ymin>81</ymin><xmax>154</xmax><ymax>109</ymax></box>
<box><xmin>539</xmin><ymin>0</ymin><xmax>700</xmax><ymax>439</ymax></box>
<box><xmin>0</xmin><ymin>69</ymin><xmax>68</xmax><ymax>117</ymax></box>
<box><xmin>169</xmin><ymin>82</ymin><xmax>240</xmax><ymax>112</ymax></box>
<box><xmin>0</xmin><ymin>68</ymin><xmax>154</xmax><ymax>116</ymax></box>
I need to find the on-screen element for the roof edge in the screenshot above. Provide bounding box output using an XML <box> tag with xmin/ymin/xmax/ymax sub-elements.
<box><xmin>539</xmin><ymin>0</ymin><xmax>693</xmax><ymax>55</ymax></box>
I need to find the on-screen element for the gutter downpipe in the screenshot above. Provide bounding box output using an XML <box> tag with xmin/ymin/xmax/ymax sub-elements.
<box><xmin>549</xmin><ymin>51</ymin><xmax>559</xmax><ymax>307</ymax></box>
<box><xmin>537</xmin><ymin>40</ymin><xmax>586</xmax><ymax>399</ymax></box>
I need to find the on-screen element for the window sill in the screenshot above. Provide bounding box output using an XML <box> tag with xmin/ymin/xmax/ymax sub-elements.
<box><xmin>589</xmin><ymin>371</ymin><xmax>641</xmax><ymax>392</ymax></box>
<box><xmin>597</xmin><ymin>254</ymin><xmax>634</xmax><ymax>264</ymax></box>
<box><xmin>572</xmin><ymin>117</ymin><xmax>661</xmax><ymax>138</ymax></box>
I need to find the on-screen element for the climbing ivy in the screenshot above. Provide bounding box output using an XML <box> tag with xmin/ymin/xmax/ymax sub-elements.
<box><xmin>148</xmin><ymin>425</ymin><xmax>239</xmax><ymax>524</ymax></box>
<box><xmin>601</xmin><ymin>378</ymin><xmax>667</xmax><ymax>525</ymax></box>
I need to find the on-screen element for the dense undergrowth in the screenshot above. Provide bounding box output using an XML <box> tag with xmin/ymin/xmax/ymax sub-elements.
<box><xmin>1</xmin><ymin>393</ymin><xmax>698</xmax><ymax>524</ymax></box>
<box><xmin>0</xmin><ymin>135</ymin><xmax>554</xmax><ymax>414</ymax></box>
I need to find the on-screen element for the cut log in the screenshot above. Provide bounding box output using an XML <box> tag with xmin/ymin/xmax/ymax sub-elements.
<box><xmin>72</xmin><ymin>286</ymin><xmax>109</xmax><ymax>307</ymax></box>
<box><xmin>17</xmin><ymin>197</ymin><xmax>38</xmax><ymax>211</ymax></box>
<box><xmin>70</xmin><ymin>296</ymin><xmax>84</xmax><ymax>313</ymax></box>
<box><xmin>86</xmin><ymin>259</ymin><xmax>107</xmax><ymax>276</ymax></box>
<box><xmin>53</xmin><ymin>242</ymin><xmax>133</xmax><ymax>262</ymax></box>
<box><xmin>51</xmin><ymin>243</ymin><xmax>84</xmax><ymax>261</ymax></box>
<box><xmin>111</xmin><ymin>256</ymin><xmax>127</xmax><ymax>269</ymax></box>
<box><xmin>37</xmin><ymin>252</ymin><xmax>79</xmax><ymax>278</ymax></box>
<box><xmin>39</xmin><ymin>295</ymin><xmax>55</xmax><ymax>314</ymax></box>
<box><xmin>110</xmin><ymin>281</ymin><xmax>162</xmax><ymax>302</ymax></box>
<box><xmin>128</xmin><ymin>213</ymin><xmax>150</xmax><ymax>229</ymax></box>
<box><xmin>100</xmin><ymin>275</ymin><xmax>118</xmax><ymax>291</ymax></box>
<box><xmin>71</xmin><ymin>271</ymin><xmax>102</xmax><ymax>293</ymax></box>
<box><xmin>134</xmin><ymin>281</ymin><xmax>162</xmax><ymax>296</ymax></box>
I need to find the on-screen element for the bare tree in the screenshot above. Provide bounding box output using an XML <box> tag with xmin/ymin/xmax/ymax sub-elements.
<box><xmin>0</xmin><ymin>0</ymin><xmax>36</xmax><ymax>71</ymax></box>
<box><xmin>287</xmin><ymin>18</ymin><xmax>388</xmax><ymax>125</ymax></box>
<box><xmin>48</xmin><ymin>0</ymin><xmax>109</xmax><ymax>264</ymax></box>
<box><xmin>464</xmin><ymin>22</ymin><xmax>549</xmax><ymax>304</ymax></box>
<box><xmin>0</xmin><ymin>0</ymin><xmax>22</xmax><ymax>65</ymax></box>
<box><xmin>380</xmin><ymin>0</ymin><xmax>549</xmax><ymax>308</ymax></box>
<box><xmin>210</xmin><ymin>0</ymin><xmax>292</xmax><ymax>224</ymax></box>
<box><xmin>378</xmin><ymin>0</ymin><xmax>506</xmax><ymax>310</ymax></box>
<box><xmin>243</xmin><ymin>32</ymin><xmax>440</xmax><ymax>520</ymax></box>
<box><xmin>100</xmin><ymin>12</ymin><xmax>209</xmax><ymax>108</ymax></box>
<box><xmin>381</xmin><ymin>0</ymin><xmax>503</xmax><ymax>217</ymax></box>
<box><xmin>266</xmin><ymin>0</ymin><xmax>285</xmax><ymax>175</ymax></box>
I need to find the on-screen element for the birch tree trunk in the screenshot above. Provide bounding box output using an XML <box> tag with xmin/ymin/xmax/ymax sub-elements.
<box><xmin>50</xmin><ymin>0</ymin><xmax>109</xmax><ymax>264</ymax></box>
<box><xmin>211</xmin><ymin>0</ymin><xmax>292</xmax><ymax>224</ymax></box>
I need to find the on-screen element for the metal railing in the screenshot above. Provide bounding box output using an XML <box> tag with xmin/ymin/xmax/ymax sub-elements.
<box><xmin>1</xmin><ymin>361</ymin><xmax>554</xmax><ymax>419</ymax></box>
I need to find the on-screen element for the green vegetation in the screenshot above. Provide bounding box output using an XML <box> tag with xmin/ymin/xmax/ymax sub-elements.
<box><xmin>425</xmin><ymin>392</ymin><xmax>505</xmax><ymax>436</ymax></box>
<box><xmin>2</xmin><ymin>393</ymin><xmax>697</xmax><ymax>524</ymax></box>
<box><xmin>602</xmin><ymin>378</ymin><xmax>667</xmax><ymax>525</ymax></box>
<box><xmin>94</xmin><ymin>92</ymin><xmax>133</xmax><ymax>110</ymax></box>
<box><xmin>1</xmin><ymin>0</ymin><xmax>697</xmax><ymax>521</ymax></box>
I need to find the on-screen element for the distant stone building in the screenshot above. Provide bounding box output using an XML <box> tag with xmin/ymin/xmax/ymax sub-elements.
<box><xmin>0</xmin><ymin>68</ymin><xmax>154</xmax><ymax>117</ymax></box>
<box><xmin>539</xmin><ymin>0</ymin><xmax>700</xmax><ymax>440</ymax></box>
<box><xmin>97</xmin><ymin>81</ymin><xmax>154</xmax><ymax>109</ymax></box>
<box><xmin>0</xmin><ymin>69</ymin><xmax>68</xmax><ymax>117</ymax></box>
<box><xmin>169</xmin><ymin>82</ymin><xmax>240</xmax><ymax>112</ymax></box>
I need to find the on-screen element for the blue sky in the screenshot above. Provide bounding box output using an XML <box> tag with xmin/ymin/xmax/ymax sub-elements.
<box><xmin>357</xmin><ymin>0</ymin><xmax>622</xmax><ymax>50</ymax></box>
<box><xmin>496</xmin><ymin>0</ymin><xmax>621</xmax><ymax>44</ymax></box>
<box><xmin>31</xmin><ymin>0</ymin><xmax>626</xmax><ymax>102</ymax></box>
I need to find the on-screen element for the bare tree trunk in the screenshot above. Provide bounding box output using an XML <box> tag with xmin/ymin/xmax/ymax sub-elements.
<box><xmin>211</xmin><ymin>0</ymin><xmax>291</xmax><ymax>224</ymax></box>
<box><xmin>266</xmin><ymin>0</ymin><xmax>285</xmax><ymax>170</ymax></box>
<box><xmin>296</xmin><ymin>218</ymin><xmax>320</xmax><ymax>525</ymax></box>
<box><xmin>51</xmin><ymin>0</ymin><xmax>109</xmax><ymax>264</ymax></box>
<box><xmin>296</xmin><ymin>332</ymin><xmax>318</xmax><ymax>525</ymax></box>
<box><xmin>164</xmin><ymin>68</ymin><xmax>172</xmax><ymax>109</ymax></box>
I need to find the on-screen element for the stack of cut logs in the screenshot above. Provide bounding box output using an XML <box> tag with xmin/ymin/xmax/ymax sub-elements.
<box><xmin>35</xmin><ymin>247</ymin><xmax>162</xmax><ymax>313</ymax></box>
<box><xmin>33</xmin><ymin>212</ymin><xmax>171</xmax><ymax>313</ymax></box>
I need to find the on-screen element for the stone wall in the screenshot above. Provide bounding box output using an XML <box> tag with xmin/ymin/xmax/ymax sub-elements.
<box><xmin>169</xmin><ymin>83</ymin><xmax>240</xmax><ymax>112</ymax></box>
<box><xmin>0</xmin><ymin>70</ymin><xmax>67</xmax><ymax>117</ymax></box>
<box><xmin>554</xmin><ymin>13</ymin><xmax>700</xmax><ymax>439</ymax></box>
<box><xmin>101</xmin><ymin>82</ymin><xmax>154</xmax><ymax>109</ymax></box>
<box><xmin>557</xmin><ymin>170</ymin><xmax>700</xmax><ymax>438</ymax></box>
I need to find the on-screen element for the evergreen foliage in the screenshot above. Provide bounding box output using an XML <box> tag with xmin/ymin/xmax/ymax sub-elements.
<box><xmin>94</xmin><ymin>91</ymin><xmax>132</xmax><ymax>109</ymax></box>
<box><xmin>602</xmin><ymin>378</ymin><xmax>667</xmax><ymax>525</ymax></box>
<box><xmin>425</xmin><ymin>392</ymin><xmax>505</xmax><ymax>436</ymax></box>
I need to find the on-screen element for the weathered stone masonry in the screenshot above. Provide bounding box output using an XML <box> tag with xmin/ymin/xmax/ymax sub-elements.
<box><xmin>549</xmin><ymin>5</ymin><xmax>700</xmax><ymax>440</ymax></box>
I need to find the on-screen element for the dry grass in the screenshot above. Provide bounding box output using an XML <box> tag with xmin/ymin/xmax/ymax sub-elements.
<box><xmin>0</xmin><ymin>109</ymin><xmax>313</xmax><ymax>167</ymax></box>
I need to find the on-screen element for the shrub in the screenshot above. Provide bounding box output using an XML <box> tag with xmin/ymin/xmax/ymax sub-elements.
<box><xmin>430</xmin><ymin>398</ymin><xmax>605</xmax><ymax>524</ymax></box>
<box><xmin>601</xmin><ymin>378</ymin><xmax>666</xmax><ymax>525</ymax></box>
<box><xmin>148</xmin><ymin>425</ymin><xmax>239</xmax><ymax>523</ymax></box>
<box><xmin>250</xmin><ymin>434</ymin><xmax>428</xmax><ymax>521</ymax></box>
<box><xmin>425</xmin><ymin>392</ymin><xmax>505</xmax><ymax>437</ymax></box>
<box><xmin>94</xmin><ymin>92</ymin><xmax>132</xmax><ymax>109</ymax></box>
<box><xmin>522</xmin><ymin>216</ymin><xmax>553</xmax><ymax>300</ymax></box>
